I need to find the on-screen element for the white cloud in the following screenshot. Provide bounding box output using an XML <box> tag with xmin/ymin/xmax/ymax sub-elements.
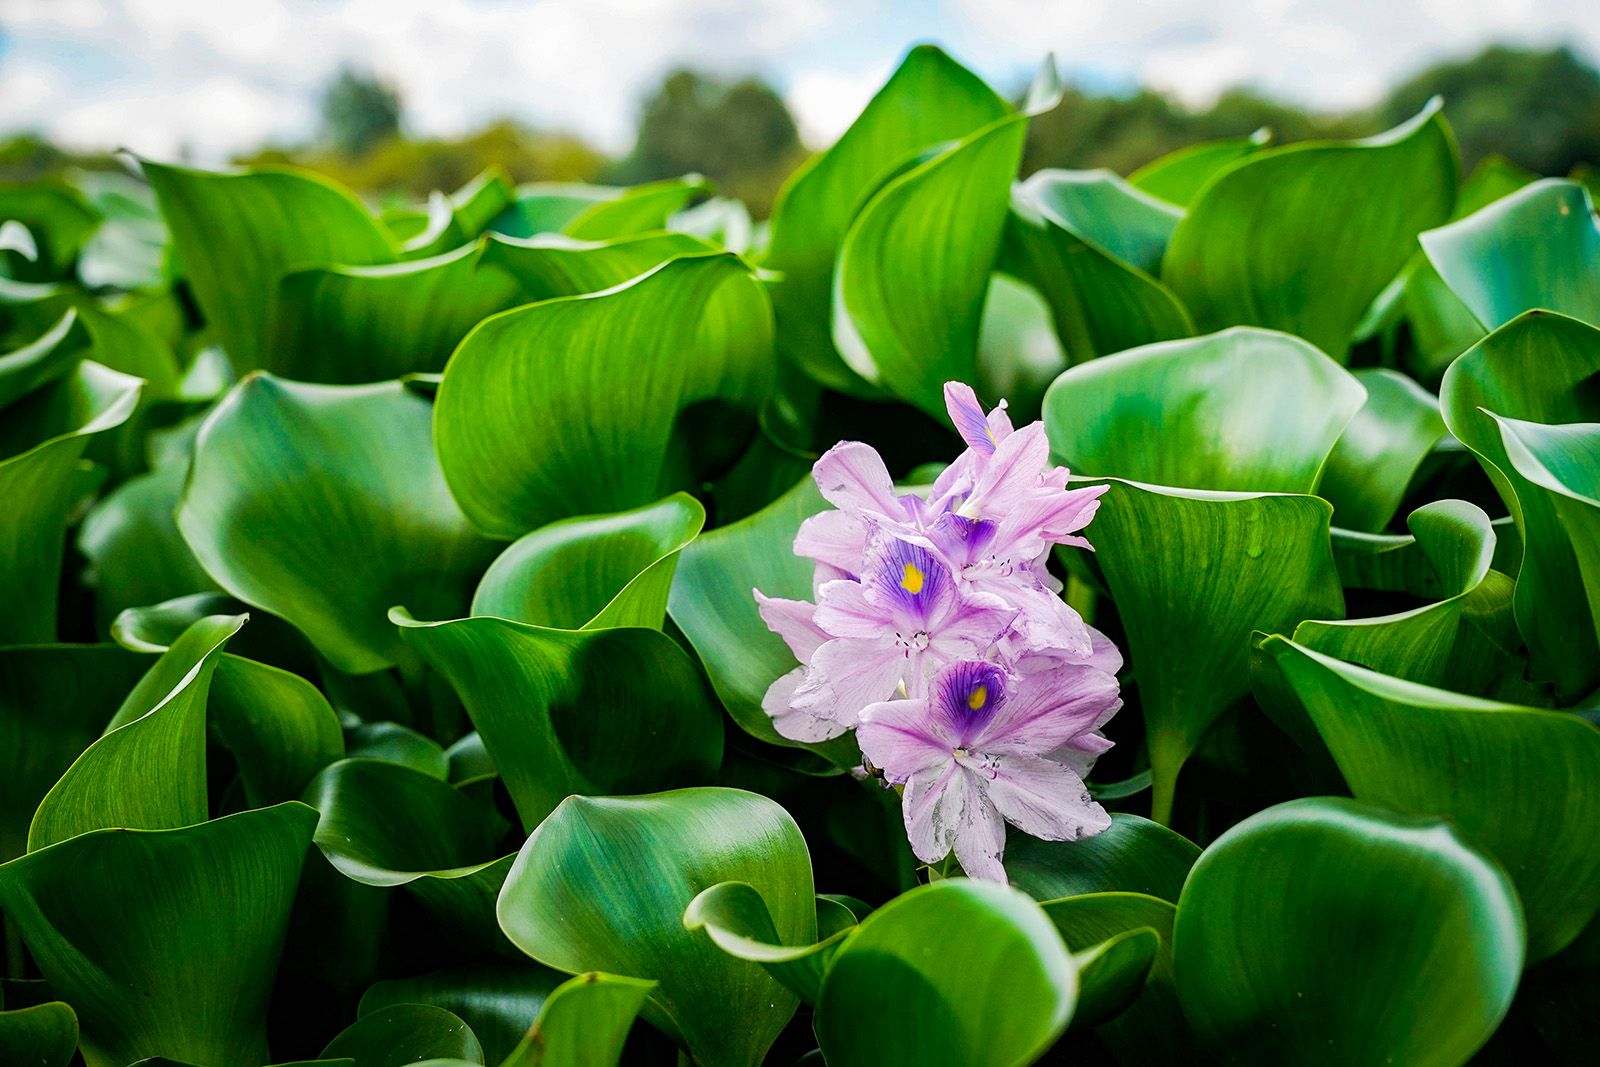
<box><xmin>786</xmin><ymin>62</ymin><xmax>896</xmax><ymax>146</ymax></box>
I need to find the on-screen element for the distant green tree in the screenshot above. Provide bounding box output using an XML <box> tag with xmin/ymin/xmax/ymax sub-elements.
<box><xmin>1378</xmin><ymin>45</ymin><xmax>1600</xmax><ymax>174</ymax></box>
<box><xmin>611</xmin><ymin>69</ymin><xmax>805</xmax><ymax>215</ymax></box>
<box><xmin>321</xmin><ymin>67</ymin><xmax>403</xmax><ymax>158</ymax></box>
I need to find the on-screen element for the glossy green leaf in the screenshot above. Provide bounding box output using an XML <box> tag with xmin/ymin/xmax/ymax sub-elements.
<box><xmin>1173</xmin><ymin>797</ymin><xmax>1523</xmax><ymax>1066</ymax></box>
<box><xmin>1439</xmin><ymin>310</ymin><xmax>1600</xmax><ymax>697</ymax></box>
<box><xmin>478</xmin><ymin>231</ymin><xmax>711</xmax><ymax>301</ymax></box>
<box><xmin>359</xmin><ymin>962</ymin><xmax>565</xmax><ymax>1064</ymax></box>
<box><xmin>1043</xmin><ymin>327</ymin><xmax>1365</xmax><ymax>492</ymax></box>
<box><xmin>436</xmin><ymin>253</ymin><xmax>774</xmax><ymax>538</ymax></box>
<box><xmin>394</xmin><ymin>613</ymin><xmax>723</xmax><ymax>831</ymax></box>
<box><xmin>1163</xmin><ymin>102</ymin><xmax>1457</xmax><ymax>358</ymax></box>
<box><xmin>0</xmin><ymin>1001</ymin><xmax>77</xmax><ymax>1067</ymax></box>
<box><xmin>142</xmin><ymin>160</ymin><xmax>396</xmax><ymax>371</ymax></box>
<box><xmin>833</xmin><ymin>113</ymin><xmax>1026</xmax><ymax>417</ymax></box>
<box><xmin>765</xmin><ymin>45</ymin><xmax>1010</xmax><ymax>393</ymax></box>
<box><xmin>471</xmin><ymin>493</ymin><xmax>704</xmax><ymax>630</ymax></box>
<box><xmin>179</xmin><ymin>375</ymin><xmax>496</xmax><ymax>674</ymax></box>
<box><xmin>1006</xmin><ymin>814</ymin><xmax>1200</xmax><ymax>905</ymax></box>
<box><xmin>497</xmin><ymin>789</ymin><xmax>814</xmax><ymax>1067</ymax></box>
<box><xmin>1128</xmin><ymin>129</ymin><xmax>1269</xmax><ymax>206</ymax></box>
<box><xmin>1319</xmin><ymin>368</ymin><xmax>1447</xmax><ymax>531</ymax></box>
<box><xmin>271</xmin><ymin>243</ymin><xmax>521</xmax><ymax>383</ymax></box>
<box><xmin>562</xmin><ymin>176</ymin><xmax>710</xmax><ymax>240</ymax></box>
<box><xmin>814</xmin><ymin>879</ymin><xmax>1076</xmax><ymax>1067</ymax></box>
<box><xmin>210</xmin><ymin>654</ymin><xmax>345</xmax><ymax>807</ymax></box>
<box><xmin>0</xmin><ymin>310</ymin><xmax>79</xmax><ymax>410</ymax></box>
<box><xmin>75</xmin><ymin>170</ymin><xmax>170</xmax><ymax>292</ymax></box>
<box><xmin>0</xmin><ymin>180</ymin><xmax>98</xmax><ymax>281</ymax></box>
<box><xmin>1001</xmin><ymin>171</ymin><xmax>1193</xmax><ymax>368</ymax></box>
<box><xmin>1263</xmin><ymin>637</ymin><xmax>1600</xmax><ymax>959</ymax></box>
<box><xmin>1420</xmin><ymin>178</ymin><xmax>1600</xmax><ymax>331</ymax></box>
<box><xmin>0</xmin><ymin>360</ymin><xmax>141</xmax><ymax>644</ymax></box>
<box><xmin>500</xmin><ymin>972</ymin><xmax>654</xmax><ymax>1067</ymax></box>
<box><xmin>683</xmin><ymin>882</ymin><xmax>858</xmax><ymax>1004</ymax></box>
<box><xmin>0</xmin><ymin>803</ymin><xmax>318</xmax><ymax>1067</ymax></box>
<box><xmin>28</xmin><ymin>614</ymin><xmax>241</xmax><ymax>851</ymax></box>
<box><xmin>1040</xmin><ymin>892</ymin><xmax>1181</xmax><ymax>1054</ymax></box>
<box><xmin>321</xmin><ymin>1004</ymin><xmax>483</xmax><ymax>1066</ymax></box>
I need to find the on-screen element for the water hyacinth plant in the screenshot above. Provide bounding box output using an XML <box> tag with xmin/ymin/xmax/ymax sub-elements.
<box><xmin>1</xmin><ymin>39</ymin><xmax>1599</xmax><ymax>1067</ymax></box>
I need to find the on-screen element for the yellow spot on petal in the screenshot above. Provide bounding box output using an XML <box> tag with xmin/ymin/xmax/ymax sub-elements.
<box><xmin>968</xmin><ymin>685</ymin><xmax>987</xmax><ymax>710</ymax></box>
<box><xmin>900</xmin><ymin>563</ymin><xmax>924</xmax><ymax>594</ymax></box>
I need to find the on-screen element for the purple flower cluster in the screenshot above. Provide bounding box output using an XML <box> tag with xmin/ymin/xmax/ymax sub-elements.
<box><xmin>755</xmin><ymin>382</ymin><xmax>1124</xmax><ymax>882</ymax></box>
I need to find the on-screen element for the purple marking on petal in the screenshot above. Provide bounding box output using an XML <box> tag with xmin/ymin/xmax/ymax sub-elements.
<box><xmin>927</xmin><ymin>512</ymin><xmax>999</xmax><ymax>571</ymax></box>
<box><xmin>931</xmin><ymin>659</ymin><xmax>1010</xmax><ymax>744</ymax></box>
<box><xmin>943</xmin><ymin>381</ymin><xmax>997</xmax><ymax>456</ymax></box>
<box><xmin>864</xmin><ymin>535</ymin><xmax>951</xmax><ymax>627</ymax></box>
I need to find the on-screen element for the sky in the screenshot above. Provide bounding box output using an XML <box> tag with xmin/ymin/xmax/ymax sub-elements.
<box><xmin>2</xmin><ymin>0</ymin><xmax>1598</xmax><ymax>162</ymax></box>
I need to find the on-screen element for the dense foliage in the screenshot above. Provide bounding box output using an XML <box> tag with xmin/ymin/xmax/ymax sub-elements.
<box><xmin>1</xmin><ymin>43</ymin><xmax>1598</xmax><ymax>1067</ymax></box>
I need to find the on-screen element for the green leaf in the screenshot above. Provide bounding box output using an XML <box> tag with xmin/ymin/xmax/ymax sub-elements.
<box><xmin>562</xmin><ymin>176</ymin><xmax>711</xmax><ymax>240</ymax></box>
<box><xmin>321</xmin><ymin>1004</ymin><xmax>483</xmax><ymax>1066</ymax></box>
<box><xmin>28</xmin><ymin>614</ymin><xmax>241</xmax><ymax>851</ymax></box>
<box><xmin>765</xmin><ymin>45</ymin><xmax>1010</xmax><ymax>394</ymax></box>
<box><xmin>359</xmin><ymin>961</ymin><xmax>565</xmax><ymax>1064</ymax></box>
<box><xmin>1439</xmin><ymin>310</ymin><xmax>1600</xmax><ymax>698</ymax></box>
<box><xmin>501</xmin><ymin>972</ymin><xmax>655</xmax><ymax>1067</ymax></box>
<box><xmin>1172</xmin><ymin>797</ymin><xmax>1523</xmax><ymax>1065</ymax></box>
<box><xmin>1262</xmin><ymin>636</ymin><xmax>1600</xmax><ymax>960</ymax></box>
<box><xmin>210</xmin><ymin>654</ymin><xmax>346</xmax><ymax>808</ymax></box>
<box><xmin>833</xmin><ymin>113</ymin><xmax>1026</xmax><ymax>417</ymax></box>
<box><xmin>1006</xmin><ymin>814</ymin><xmax>1200</xmax><ymax>904</ymax></box>
<box><xmin>1077</xmin><ymin>482</ymin><xmax>1345</xmax><ymax>823</ymax></box>
<box><xmin>1163</xmin><ymin>102</ymin><xmax>1457</xmax><ymax>359</ymax></box>
<box><xmin>478</xmin><ymin>231</ymin><xmax>711</xmax><ymax>301</ymax></box>
<box><xmin>496</xmin><ymin>789</ymin><xmax>814</xmax><ymax>1067</ymax></box>
<box><xmin>1319</xmin><ymin>368</ymin><xmax>1447</xmax><ymax>532</ymax></box>
<box><xmin>1420</xmin><ymin>178</ymin><xmax>1600</xmax><ymax>331</ymax></box>
<box><xmin>0</xmin><ymin>360</ymin><xmax>141</xmax><ymax>644</ymax></box>
<box><xmin>75</xmin><ymin>171</ymin><xmax>170</xmax><ymax>292</ymax></box>
<box><xmin>683</xmin><ymin>882</ymin><xmax>859</xmax><ymax>1004</ymax></box>
<box><xmin>141</xmin><ymin>160</ymin><xmax>396</xmax><ymax>371</ymax></box>
<box><xmin>394</xmin><ymin>613</ymin><xmax>723</xmax><ymax>831</ymax></box>
<box><xmin>0</xmin><ymin>803</ymin><xmax>318</xmax><ymax>1067</ymax></box>
<box><xmin>472</xmin><ymin>493</ymin><xmax>704</xmax><ymax>630</ymax></box>
<box><xmin>178</xmin><ymin>375</ymin><xmax>496</xmax><ymax>674</ymax></box>
<box><xmin>435</xmin><ymin>253</ymin><xmax>774</xmax><ymax>538</ymax></box>
<box><xmin>814</xmin><ymin>879</ymin><xmax>1076</xmax><ymax>1067</ymax></box>
<box><xmin>271</xmin><ymin>243</ymin><xmax>521</xmax><ymax>384</ymax></box>
<box><xmin>1043</xmin><ymin>327</ymin><xmax>1365</xmax><ymax>492</ymax></box>
<box><xmin>0</xmin><ymin>180</ymin><xmax>99</xmax><ymax>281</ymax></box>
<box><xmin>1039</xmin><ymin>892</ymin><xmax>1182</xmax><ymax>1056</ymax></box>
<box><xmin>0</xmin><ymin>1001</ymin><xmax>78</xmax><ymax>1067</ymax></box>
<box><xmin>0</xmin><ymin>311</ymin><xmax>79</xmax><ymax>411</ymax></box>
<box><xmin>1000</xmin><ymin>171</ymin><xmax>1193</xmax><ymax>368</ymax></box>
<box><xmin>1128</xmin><ymin>129</ymin><xmax>1269</xmax><ymax>206</ymax></box>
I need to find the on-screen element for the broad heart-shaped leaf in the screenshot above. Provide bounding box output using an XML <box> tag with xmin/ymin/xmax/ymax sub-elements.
<box><xmin>393</xmin><ymin>613</ymin><xmax>723</xmax><ymax>831</ymax></box>
<box><xmin>1262</xmin><ymin>637</ymin><xmax>1600</xmax><ymax>960</ymax></box>
<box><xmin>141</xmin><ymin>159</ymin><xmax>396</xmax><ymax>372</ymax></box>
<box><xmin>209</xmin><ymin>654</ymin><xmax>345</xmax><ymax>808</ymax></box>
<box><xmin>478</xmin><ymin>231</ymin><xmax>712</xmax><ymax>301</ymax></box>
<box><xmin>833</xmin><ymin>113</ymin><xmax>1027</xmax><ymax>418</ymax></box>
<box><xmin>0</xmin><ymin>360</ymin><xmax>141</xmax><ymax>644</ymax></box>
<box><xmin>497</xmin><ymin>789</ymin><xmax>815</xmax><ymax>1067</ymax></box>
<box><xmin>682</xmin><ymin>882</ymin><xmax>859</xmax><ymax>1005</ymax></box>
<box><xmin>1172</xmin><ymin>797</ymin><xmax>1523</xmax><ymax>1066</ymax></box>
<box><xmin>1495</xmin><ymin>416</ymin><xmax>1600</xmax><ymax>655</ymax></box>
<box><xmin>1043</xmin><ymin>327</ymin><xmax>1365</xmax><ymax>493</ymax></box>
<box><xmin>814</xmin><ymin>879</ymin><xmax>1076</xmax><ymax>1067</ymax></box>
<box><xmin>1000</xmin><ymin>171</ymin><xmax>1193</xmax><ymax>369</ymax></box>
<box><xmin>1163</xmin><ymin>101</ymin><xmax>1457</xmax><ymax>360</ymax></box>
<box><xmin>321</xmin><ymin>1004</ymin><xmax>483</xmax><ymax>1066</ymax></box>
<box><xmin>500</xmin><ymin>972</ymin><xmax>654</xmax><ymax>1067</ymax></box>
<box><xmin>1421</xmin><ymin>178</ymin><xmax>1600</xmax><ymax>331</ymax></box>
<box><xmin>270</xmin><ymin>242</ymin><xmax>521</xmax><ymax>384</ymax></box>
<box><xmin>28</xmin><ymin>614</ymin><xmax>241</xmax><ymax>852</ymax></box>
<box><xmin>0</xmin><ymin>1001</ymin><xmax>78</xmax><ymax>1067</ymax></box>
<box><xmin>1127</xmin><ymin>129</ymin><xmax>1270</xmax><ymax>206</ymax></box>
<box><xmin>359</xmin><ymin>961</ymin><xmax>566</xmax><ymax>1063</ymax></box>
<box><xmin>471</xmin><ymin>493</ymin><xmax>704</xmax><ymax>630</ymax></box>
<box><xmin>1040</xmin><ymin>892</ymin><xmax>1184</xmax><ymax>1059</ymax></box>
<box><xmin>0</xmin><ymin>644</ymin><xmax>148</xmax><ymax>861</ymax></box>
<box><xmin>665</xmin><ymin>474</ymin><xmax>853</xmax><ymax>766</ymax></box>
<box><xmin>0</xmin><ymin>802</ymin><xmax>317</xmax><ymax>1067</ymax></box>
<box><xmin>436</xmin><ymin>252</ymin><xmax>775</xmax><ymax>538</ymax></box>
<box><xmin>765</xmin><ymin>44</ymin><xmax>1011</xmax><ymax>394</ymax></box>
<box><xmin>1440</xmin><ymin>311</ymin><xmax>1600</xmax><ymax>698</ymax></box>
<box><xmin>1006</xmin><ymin>814</ymin><xmax>1200</xmax><ymax>905</ymax></box>
<box><xmin>178</xmin><ymin>375</ymin><xmax>497</xmax><ymax>674</ymax></box>
<box><xmin>1319</xmin><ymin>368</ymin><xmax>1447</xmax><ymax>532</ymax></box>
<box><xmin>1083</xmin><ymin>483</ymin><xmax>1345</xmax><ymax>823</ymax></box>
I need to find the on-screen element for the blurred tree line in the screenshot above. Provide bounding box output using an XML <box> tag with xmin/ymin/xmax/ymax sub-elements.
<box><xmin>2</xmin><ymin>44</ymin><xmax>1597</xmax><ymax>216</ymax></box>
